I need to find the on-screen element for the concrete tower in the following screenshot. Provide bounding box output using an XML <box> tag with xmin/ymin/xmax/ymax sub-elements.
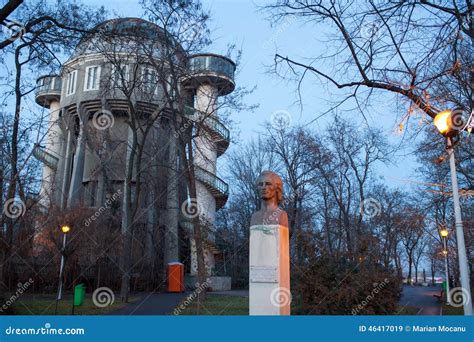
<box><xmin>34</xmin><ymin>75</ymin><xmax>63</xmax><ymax>208</ymax></box>
<box><xmin>33</xmin><ymin>18</ymin><xmax>235</xmax><ymax>289</ymax></box>
<box><xmin>181</xmin><ymin>54</ymin><xmax>235</xmax><ymax>278</ymax></box>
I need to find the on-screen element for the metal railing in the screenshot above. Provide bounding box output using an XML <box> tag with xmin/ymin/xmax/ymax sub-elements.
<box><xmin>194</xmin><ymin>165</ymin><xmax>228</xmax><ymax>197</ymax></box>
<box><xmin>32</xmin><ymin>144</ymin><xmax>59</xmax><ymax>170</ymax></box>
<box><xmin>183</xmin><ymin>106</ymin><xmax>230</xmax><ymax>142</ymax></box>
<box><xmin>188</xmin><ymin>54</ymin><xmax>235</xmax><ymax>80</ymax></box>
<box><xmin>36</xmin><ymin>75</ymin><xmax>62</xmax><ymax>96</ymax></box>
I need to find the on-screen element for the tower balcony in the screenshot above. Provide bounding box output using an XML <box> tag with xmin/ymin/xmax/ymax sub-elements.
<box><xmin>181</xmin><ymin>54</ymin><xmax>236</xmax><ymax>96</ymax></box>
<box><xmin>32</xmin><ymin>144</ymin><xmax>59</xmax><ymax>170</ymax></box>
<box><xmin>184</xmin><ymin>106</ymin><xmax>230</xmax><ymax>156</ymax></box>
<box><xmin>35</xmin><ymin>75</ymin><xmax>62</xmax><ymax>108</ymax></box>
<box><xmin>194</xmin><ymin>165</ymin><xmax>228</xmax><ymax>210</ymax></box>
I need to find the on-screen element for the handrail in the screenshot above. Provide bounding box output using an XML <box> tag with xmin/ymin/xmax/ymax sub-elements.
<box><xmin>32</xmin><ymin>144</ymin><xmax>59</xmax><ymax>170</ymax></box>
<box><xmin>35</xmin><ymin>76</ymin><xmax>62</xmax><ymax>95</ymax></box>
<box><xmin>188</xmin><ymin>54</ymin><xmax>235</xmax><ymax>80</ymax></box>
<box><xmin>194</xmin><ymin>165</ymin><xmax>228</xmax><ymax>196</ymax></box>
<box><xmin>183</xmin><ymin>106</ymin><xmax>230</xmax><ymax>142</ymax></box>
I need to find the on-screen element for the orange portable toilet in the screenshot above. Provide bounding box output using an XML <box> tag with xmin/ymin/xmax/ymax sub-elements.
<box><xmin>167</xmin><ymin>262</ymin><xmax>185</xmax><ymax>292</ymax></box>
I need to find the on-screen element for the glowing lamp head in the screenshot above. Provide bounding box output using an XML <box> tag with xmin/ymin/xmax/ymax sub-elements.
<box><xmin>61</xmin><ymin>225</ymin><xmax>71</xmax><ymax>234</ymax></box>
<box><xmin>440</xmin><ymin>229</ymin><xmax>449</xmax><ymax>238</ymax></box>
<box><xmin>434</xmin><ymin>110</ymin><xmax>463</xmax><ymax>137</ymax></box>
<box><xmin>442</xmin><ymin>250</ymin><xmax>448</xmax><ymax>256</ymax></box>
<box><xmin>434</xmin><ymin>111</ymin><xmax>451</xmax><ymax>135</ymax></box>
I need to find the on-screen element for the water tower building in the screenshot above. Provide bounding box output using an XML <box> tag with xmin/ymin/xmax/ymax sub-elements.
<box><xmin>33</xmin><ymin>18</ymin><xmax>234</xmax><ymax>290</ymax></box>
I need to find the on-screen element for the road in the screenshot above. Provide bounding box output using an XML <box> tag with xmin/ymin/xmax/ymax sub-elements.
<box><xmin>398</xmin><ymin>285</ymin><xmax>442</xmax><ymax>315</ymax></box>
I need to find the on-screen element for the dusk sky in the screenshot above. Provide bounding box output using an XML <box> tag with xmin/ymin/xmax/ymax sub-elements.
<box><xmin>1</xmin><ymin>0</ymin><xmax>470</xmax><ymax>323</ymax></box>
<box><xmin>83</xmin><ymin>0</ymin><xmax>420</xmax><ymax>190</ymax></box>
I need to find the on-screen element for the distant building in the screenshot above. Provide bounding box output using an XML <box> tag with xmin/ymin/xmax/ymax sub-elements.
<box><xmin>33</xmin><ymin>18</ymin><xmax>234</xmax><ymax>289</ymax></box>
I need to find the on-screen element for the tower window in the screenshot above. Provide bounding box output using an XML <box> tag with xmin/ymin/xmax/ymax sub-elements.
<box><xmin>84</xmin><ymin>66</ymin><xmax>101</xmax><ymax>91</ymax></box>
<box><xmin>83</xmin><ymin>181</ymin><xmax>98</xmax><ymax>207</ymax></box>
<box><xmin>65</xmin><ymin>70</ymin><xmax>77</xmax><ymax>96</ymax></box>
<box><xmin>112</xmin><ymin>64</ymin><xmax>130</xmax><ymax>88</ymax></box>
<box><xmin>141</xmin><ymin>66</ymin><xmax>158</xmax><ymax>95</ymax></box>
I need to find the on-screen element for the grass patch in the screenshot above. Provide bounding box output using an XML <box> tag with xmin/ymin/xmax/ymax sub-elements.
<box><xmin>177</xmin><ymin>295</ymin><xmax>249</xmax><ymax>315</ymax></box>
<box><xmin>178</xmin><ymin>294</ymin><xmax>408</xmax><ymax>316</ymax></box>
<box><xmin>9</xmin><ymin>293</ymin><xmax>138</xmax><ymax>315</ymax></box>
<box><xmin>441</xmin><ymin>303</ymin><xmax>466</xmax><ymax>315</ymax></box>
<box><xmin>395</xmin><ymin>306</ymin><xmax>420</xmax><ymax>315</ymax></box>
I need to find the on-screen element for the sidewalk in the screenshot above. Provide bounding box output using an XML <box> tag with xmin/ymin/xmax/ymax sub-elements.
<box><xmin>398</xmin><ymin>285</ymin><xmax>442</xmax><ymax>315</ymax></box>
<box><xmin>109</xmin><ymin>292</ymin><xmax>189</xmax><ymax>315</ymax></box>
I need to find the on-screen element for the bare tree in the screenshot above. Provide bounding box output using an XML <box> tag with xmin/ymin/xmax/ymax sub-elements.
<box><xmin>398</xmin><ymin>205</ymin><xmax>426</xmax><ymax>284</ymax></box>
<box><xmin>412</xmin><ymin>236</ymin><xmax>428</xmax><ymax>284</ymax></box>
<box><xmin>0</xmin><ymin>0</ymin><xmax>105</xmax><ymax>290</ymax></box>
<box><xmin>265</xmin><ymin>1</ymin><xmax>472</xmax><ymax>121</ymax></box>
<box><xmin>215</xmin><ymin>138</ymin><xmax>279</xmax><ymax>285</ymax></box>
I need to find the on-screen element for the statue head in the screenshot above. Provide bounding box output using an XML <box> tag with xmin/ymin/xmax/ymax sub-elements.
<box><xmin>256</xmin><ymin>170</ymin><xmax>283</xmax><ymax>205</ymax></box>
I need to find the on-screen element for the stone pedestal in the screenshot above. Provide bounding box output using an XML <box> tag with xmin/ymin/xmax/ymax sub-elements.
<box><xmin>249</xmin><ymin>224</ymin><xmax>290</xmax><ymax>315</ymax></box>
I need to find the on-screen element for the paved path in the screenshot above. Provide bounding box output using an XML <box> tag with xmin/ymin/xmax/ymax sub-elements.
<box><xmin>398</xmin><ymin>285</ymin><xmax>442</xmax><ymax>315</ymax></box>
<box><xmin>110</xmin><ymin>292</ymin><xmax>189</xmax><ymax>315</ymax></box>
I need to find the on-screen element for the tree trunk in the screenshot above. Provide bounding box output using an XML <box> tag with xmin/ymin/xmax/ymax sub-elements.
<box><xmin>164</xmin><ymin>124</ymin><xmax>179</xmax><ymax>269</ymax></box>
<box><xmin>407</xmin><ymin>254</ymin><xmax>413</xmax><ymax>285</ymax></box>
<box><xmin>182</xmin><ymin>141</ymin><xmax>207</xmax><ymax>311</ymax></box>
<box><xmin>119</xmin><ymin>125</ymin><xmax>136</xmax><ymax>302</ymax></box>
<box><xmin>2</xmin><ymin>48</ymin><xmax>22</xmax><ymax>289</ymax></box>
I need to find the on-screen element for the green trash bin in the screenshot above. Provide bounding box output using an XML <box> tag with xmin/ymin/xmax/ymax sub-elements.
<box><xmin>74</xmin><ymin>283</ymin><xmax>86</xmax><ymax>306</ymax></box>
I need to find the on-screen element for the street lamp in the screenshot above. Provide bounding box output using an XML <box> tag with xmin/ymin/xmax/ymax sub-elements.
<box><xmin>434</xmin><ymin>109</ymin><xmax>472</xmax><ymax>315</ymax></box>
<box><xmin>440</xmin><ymin>228</ymin><xmax>451</xmax><ymax>305</ymax></box>
<box><xmin>55</xmin><ymin>225</ymin><xmax>71</xmax><ymax>313</ymax></box>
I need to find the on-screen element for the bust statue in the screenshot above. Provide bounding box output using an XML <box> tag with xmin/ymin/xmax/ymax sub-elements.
<box><xmin>250</xmin><ymin>170</ymin><xmax>288</xmax><ymax>228</ymax></box>
<box><xmin>249</xmin><ymin>170</ymin><xmax>291</xmax><ymax>315</ymax></box>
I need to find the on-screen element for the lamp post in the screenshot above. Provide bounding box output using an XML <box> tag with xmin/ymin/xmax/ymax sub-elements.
<box><xmin>434</xmin><ymin>110</ymin><xmax>472</xmax><ymax>315</ymax></box>
<box><xmin>440</xmin><ymin>228</ymin><xmax>451</xmax><ymax>305</ymax></box>
<box><xmin>55</xmin><ymin>225</ymin><xmax>70</xmax><ymax>314</ymax></box>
